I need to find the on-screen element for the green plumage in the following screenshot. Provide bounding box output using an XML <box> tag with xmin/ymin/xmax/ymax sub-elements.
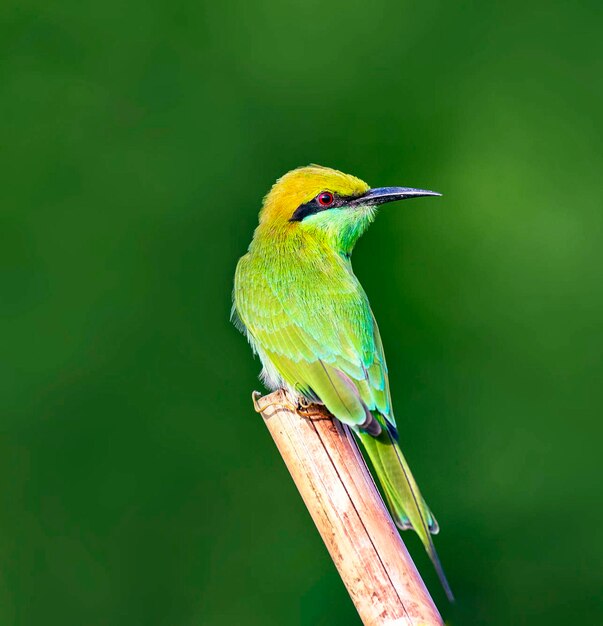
<box><xmin>233</xmin><ymin>165</ymin><xmax>452</xmax><ymax>601</ymax></box>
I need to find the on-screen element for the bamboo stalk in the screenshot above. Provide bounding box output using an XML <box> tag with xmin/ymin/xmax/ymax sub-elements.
<box><xmin>253</xmin><ymin>389</ymin><xmax>444</xmax><ymax>626</ymax></box>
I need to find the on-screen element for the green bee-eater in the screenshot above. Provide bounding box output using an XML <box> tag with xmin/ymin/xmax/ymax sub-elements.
<box><xmin>233</xmin><ymin>164</ymin><xmax>453</xmax><ymax>601</ymax></box>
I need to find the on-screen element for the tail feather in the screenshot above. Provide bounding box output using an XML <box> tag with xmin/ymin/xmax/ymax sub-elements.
<box><xmin>357</xmin><ymin>417</ymin><xmax>454</xmax><ymax>602</ymax></box>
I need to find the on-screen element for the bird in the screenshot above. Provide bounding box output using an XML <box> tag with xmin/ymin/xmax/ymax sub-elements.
<box><xmin>232</xmin><ymin>164</ymin><xmax>453</xmax><ymax>601</ymax></box>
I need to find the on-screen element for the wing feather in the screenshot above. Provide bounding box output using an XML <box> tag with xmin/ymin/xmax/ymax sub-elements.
<box><xmin>234</xmin><ymin>250</ymin><xmax>395</xmax><ymax>427</ymax></box>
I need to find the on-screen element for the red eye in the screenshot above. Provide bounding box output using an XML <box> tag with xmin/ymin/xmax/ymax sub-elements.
<box><xmin>317</xmin><ymin>191</ymin><xmax>334</xmax><ymax>207</ymax></box>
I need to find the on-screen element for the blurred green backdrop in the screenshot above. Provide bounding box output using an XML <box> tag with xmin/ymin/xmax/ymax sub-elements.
<box><xmin>1</xmin><ymin>0</ymin><xmax>602</xmax><ymax>624</ymax></box>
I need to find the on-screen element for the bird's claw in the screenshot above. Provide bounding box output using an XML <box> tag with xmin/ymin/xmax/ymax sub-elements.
<box><xmin>252</xmin><ymin>389</ymin><xmax>298</xmax><ymax>414</ymax></box>
<box><xmin>297</xmin><ymin>396</ymin><xmax>311</xmax><ymax>410</ymax></box>
<box><xmin>252</xmin><ymin>391</ymin><xmax>263</xmax><ymax>413</ymax></box>
<box><xmin>252</xmin><ymin>390</ymin><xmax>326</xmax><ymax>421</ymax></box>
<box><xmin>297</xmin><ymin>399</ymin><xmax>329</xmax><ymax>421</ymax></box>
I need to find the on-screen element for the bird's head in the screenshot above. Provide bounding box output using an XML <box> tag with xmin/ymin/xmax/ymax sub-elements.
<box><xmin>257</xmin><ymin>164</ymin><xmax>440</xmax><ymax>255</ymax></box>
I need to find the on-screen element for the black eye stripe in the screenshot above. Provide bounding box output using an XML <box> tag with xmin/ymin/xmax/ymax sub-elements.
<box><xmin>290</xmin><ymin>192</ymin><xmax>346</xmax><ymax>222</ymax></box>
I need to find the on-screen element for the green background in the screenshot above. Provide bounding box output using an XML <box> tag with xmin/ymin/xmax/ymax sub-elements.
<box><xmin>2</xmin><ymin>0</ymin><xmax>602</xmax><ymax>624</ymax></box>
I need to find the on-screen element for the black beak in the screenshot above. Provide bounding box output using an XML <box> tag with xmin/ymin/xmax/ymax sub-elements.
<box><xmin>348</xmin><ymin>186</ymin><xmax>441</xmax><ymax>207</ymax></box>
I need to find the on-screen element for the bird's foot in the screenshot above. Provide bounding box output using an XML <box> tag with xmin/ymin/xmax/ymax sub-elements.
<box><xmin>296</xmin><ymin>397</ymin><xmax>330</xmax><ymax>421</ymax></box>
<box><xmin>252</xmin><ymin>390</ymin><xmax>328</xmax><ymax>421</ymax></box>
<box><xmin>297</xmin><ymin>396</ymin><xmax>311</xmax><ymax>410</ymax></box>
<box><xmin>252</xmin><ymin>389</ymin><xmax>308</xmax><ymax>414</ymax></box>
<box><xmin>252</xmin><ymin>390</ymin><xmax>292</xmax><ymax>414</ymax></box>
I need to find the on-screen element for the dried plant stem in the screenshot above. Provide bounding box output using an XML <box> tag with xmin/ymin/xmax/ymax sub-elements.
<box><xmin>254</xmin><ymin>389</ymin><xmax>444</xmax><ymax>626</ymax></box>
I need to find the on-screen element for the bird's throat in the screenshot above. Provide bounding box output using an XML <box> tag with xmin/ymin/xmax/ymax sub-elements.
<box><xmin>298</xmin><ymin>206</ymin><xmax>377</xmax><ymax>257</ymax></box>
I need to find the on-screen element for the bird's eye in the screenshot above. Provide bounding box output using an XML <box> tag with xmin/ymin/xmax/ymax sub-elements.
<box><xmin>317</xmin><ymin>192</ymin><xmax>334</xmax><ymax>207</ymax></box>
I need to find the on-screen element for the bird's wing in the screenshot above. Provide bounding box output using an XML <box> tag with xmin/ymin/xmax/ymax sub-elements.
<box><xmin>234</xmin><ymin>253</ymin><xmax>395</xmax><ymax>428</ymax></box>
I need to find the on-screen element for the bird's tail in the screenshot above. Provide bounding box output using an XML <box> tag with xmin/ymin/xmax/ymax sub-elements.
<box><xmin>356</xmin><ymin>417</ymin><xmax>454</xmax><ymax>602</ymax></box>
